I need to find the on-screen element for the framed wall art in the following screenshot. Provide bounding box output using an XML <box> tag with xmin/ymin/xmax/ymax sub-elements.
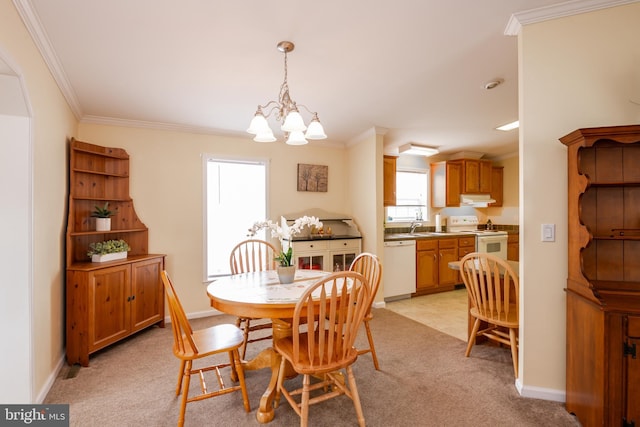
<box><xmin>297</xmin><ymin>164</ymin><xmax>328</xmax><ymax>192</ymax></box>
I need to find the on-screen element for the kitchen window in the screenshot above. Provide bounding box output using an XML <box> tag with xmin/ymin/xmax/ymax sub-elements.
<box><xmin>386</xmin><ymin>169</ymin><xmax>428</xmax><ymax>223</ymax></box>
<box><xmin>204</xmin><ymin>156</ymin><xmax>268</xmax><ymax>280</ymax></box>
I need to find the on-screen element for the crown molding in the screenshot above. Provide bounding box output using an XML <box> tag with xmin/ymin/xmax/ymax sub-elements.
<box><xmin>505</xmin><ymin>0</ymin><xmax>640</xmax><ymax>35</ymax></box>
<box><xmin>13</xmin><ymin>0</ymin><xmax>83</xmax><ymax>119</ymax></box>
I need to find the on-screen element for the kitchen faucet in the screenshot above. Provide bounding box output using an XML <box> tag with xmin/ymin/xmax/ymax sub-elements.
<box><xmin>410</xmin><ymin>221</ymin><xmax>422</xmax><ymax>233</ymax></box>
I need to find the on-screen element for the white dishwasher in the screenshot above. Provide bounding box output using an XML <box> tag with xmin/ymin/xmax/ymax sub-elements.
<box><xmin>383</xmin><ymin>240</ymin><xmax>416</xmax><ymax>301</ymax></box>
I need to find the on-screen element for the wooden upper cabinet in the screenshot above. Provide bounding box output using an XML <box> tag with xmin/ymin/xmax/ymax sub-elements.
<box><xmin>431</xmin><ymin>161</ymin><xmax>462</xmax><ymax>207</ymax></box>
<box><xmin>383</xmin><ymin>155</ymin><xmax>397</xmax><ymax>206</ymax></box>
<box><xmin>489</xmin><ymin>166</ymin><xmax>504</xmax><ymax>207</ymax></box>
<box><xmin>455</xmin><ymin>159</ymin><xmax>492</xmax><ymax>194</ymax></box>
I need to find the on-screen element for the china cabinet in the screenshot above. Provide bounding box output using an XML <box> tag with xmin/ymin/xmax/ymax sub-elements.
<box><xmin>561</xmin><ymin>125</ymin><xmax>640</xmax><ymax>426</ymax></box>
<box><xmin>65</xmin><ymin>139</ymin><xmax>165</xmax><ymax>366</ymax></box>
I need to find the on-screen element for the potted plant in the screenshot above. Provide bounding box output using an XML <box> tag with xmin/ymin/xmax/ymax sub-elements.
<box><xmin>87</xmin><ymin>239</ymin><xmax>130</xmax><ymax>263</ymax></box>
<box><xmin>247</xmin><ymin>216</ymin><xmax>322</xmax><ymax>283</ymax></box>
<box><xmin>92</xmin><ymin>202</ymin><xmax>113</xmax><ymax>231</ymax></box>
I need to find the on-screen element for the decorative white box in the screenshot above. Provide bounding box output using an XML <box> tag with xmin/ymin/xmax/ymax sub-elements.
<box><xmin>92</xmin><ymin>252</ymin><xmax>128</xmax><ymax>263</ymax></box>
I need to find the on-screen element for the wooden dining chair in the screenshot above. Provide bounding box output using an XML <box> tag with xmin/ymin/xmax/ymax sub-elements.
<box><xmin>229</xmin><ymin>239</ymin><xmax>278</xmax><ymax>358</ymax></box>
<box><xmin>161</xmin><ymin>271</ymin><xmax>250</xmax><ymax>426</ymax></box>
<box><xmin>274</xmin><ymin>271</ymin><xmax>370</xmax><ymax>427</ymax></box>
<box><xmin>349</xmin><ymin>252</ymin><xmax>382</xmax><ymax>370</ymax></box>
<box><xmin>458</xmin><ymin>252</ymin><xmax>520</xmax><ymax>378</ymax></box>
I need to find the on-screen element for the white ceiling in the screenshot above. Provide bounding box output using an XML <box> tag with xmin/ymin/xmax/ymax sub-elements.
<box><xmin>13</xmin><ymin>0</ymin><xmax>632</xmax><ymax>158</ymax></box>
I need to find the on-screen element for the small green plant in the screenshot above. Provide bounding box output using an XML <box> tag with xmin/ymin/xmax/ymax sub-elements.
<box><xmin>91</xmin><ymin>202</ymin><xmax>113</xmax><ymax>218</ymax></box>
<box><xmin>274</xmin><ymin>246</ymin><xmax>293</xmax><ymax>267</ymax></box>
<box><xmin>87</xmin><ymin>239</ymin><xmax>130</xmax><ymax>257</ymax></box>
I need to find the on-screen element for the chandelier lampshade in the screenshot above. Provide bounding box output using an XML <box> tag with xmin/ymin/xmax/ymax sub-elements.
<box><xmin>247</xmin><ymin>41</ymin><xmax>326</xmax><ymax>145</ymax></box>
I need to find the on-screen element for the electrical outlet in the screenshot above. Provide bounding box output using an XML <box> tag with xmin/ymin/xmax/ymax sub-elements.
<box><xmin>542</xmin><ymin>224</ymin><xmax>555</xmax><ymax>242</ymax></box>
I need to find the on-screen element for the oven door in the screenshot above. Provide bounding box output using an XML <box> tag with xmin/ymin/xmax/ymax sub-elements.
<box><xmin>476</xmin><ymin>234</ymin><xmax>508</xmax><ymax>259</ymax></box>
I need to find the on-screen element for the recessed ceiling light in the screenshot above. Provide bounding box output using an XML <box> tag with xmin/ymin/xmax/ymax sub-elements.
<box><xmin>399</xmin><ymin>143</ymin><xmax>439</xmax><ymax>157</ymax></box>
<box><xmin>496</xmin><ymin>120</ymin><xmax>519</xmax><ymax>131</ymax></box>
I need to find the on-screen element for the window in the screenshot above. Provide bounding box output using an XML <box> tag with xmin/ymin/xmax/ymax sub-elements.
<box><xmin>386</xmin><ymin>170</ymin><xmax>428</xmax><ymax>223</ymax></box>
<box><xmin>204</xmin><ymin>156</ymin><xmax>268</xmax><ymax>279</ymax></box>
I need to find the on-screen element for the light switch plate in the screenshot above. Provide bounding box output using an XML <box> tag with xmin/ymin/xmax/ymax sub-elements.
<box><xmin>542</xmin><ymin>224</ymin><xmax>555</xmax><ymax>242</ymax></box>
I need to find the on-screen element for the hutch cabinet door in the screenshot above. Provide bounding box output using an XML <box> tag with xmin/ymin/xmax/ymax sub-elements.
<box><xmin>625</xmin><ymin>316</ymin><xmax>640</xmax><ymax>425</ymax></box>
<box><xmin>88</xmin><ymin>264</ymin><xmax>131</xmax><ymax>352</ymax></box>
<box><xmin>130</xmin><ymin>257</ymin><xmax>165</xmax><ymax>332</ymax></box>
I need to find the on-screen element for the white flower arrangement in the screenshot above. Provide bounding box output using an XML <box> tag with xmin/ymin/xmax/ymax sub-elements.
<box><xmin>247</xmin><ymin>216</ymin><xmax>322</xmax><ymax>266</ymax></box>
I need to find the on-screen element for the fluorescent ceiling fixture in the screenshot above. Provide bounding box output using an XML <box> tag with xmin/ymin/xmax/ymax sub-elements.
<box><xmin>399</xmin><ymin>143</ymin><xmax>439</xmax><ymax>157</ymax></box>
<box><xmin>496</xmin><ymin>120</ymin><xmax>519</xmax><ymax>131</ymax></box>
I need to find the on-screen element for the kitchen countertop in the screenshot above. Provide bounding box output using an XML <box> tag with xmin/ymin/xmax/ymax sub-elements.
<box><xmin>384</xmin><ymin>231</ymin><xmax>476</xmax><ymax>241</ymax></box>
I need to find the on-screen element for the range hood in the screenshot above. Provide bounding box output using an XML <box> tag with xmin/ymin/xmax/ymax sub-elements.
<box><xmin>460</xmin><ymin>194</ymin><xmax>496</xmax><ymax>207</ymax></box>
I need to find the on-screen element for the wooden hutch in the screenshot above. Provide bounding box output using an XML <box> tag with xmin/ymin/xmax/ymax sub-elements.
<box><xmin>65</xmin><ymin>139</ymin><xmax>165</xmax><ymax>366</ymax></box>
<box><xmin>561</xmin><ymin>125</ymin><xmax>640</xmax><ymax>426</ymax></box>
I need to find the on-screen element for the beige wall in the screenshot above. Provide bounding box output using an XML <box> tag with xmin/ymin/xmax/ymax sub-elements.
<box><xmin>0</xmin><ymin>0</ymin><xmax>77</xmax><ymax>402</ymax></box>
<box><xmin>77</xmin><ymin>124</ymin><xmax>355</xmax><ymax>315</ymax></box>
<box><xmin>518</xmin><ymin>2</ymin><xmax>640</xmax><ymax>398</ymax></box>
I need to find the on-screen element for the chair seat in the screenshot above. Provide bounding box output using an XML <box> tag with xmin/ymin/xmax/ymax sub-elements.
<box><xmin>275</xmin><ymin>334</ymin><xmax>359</xmax><ymax>375</ymax></box>
<box><xmin>469</xmin><ymin>304</ymin><xmax>518</xmax><ymax>328</ymax></box>
<box><xmin>175</xmin><ymin>324</ymin><xmax>245</xmax><ymax>360</ymax></box>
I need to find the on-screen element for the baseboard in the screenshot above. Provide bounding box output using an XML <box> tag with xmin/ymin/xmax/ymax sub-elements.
<box><xmin>164</xmin><ymin>308</ymin><xmax>223</xmax><ymax>324</ymax></box>
<box><xmin>36</xmin><ymin>353</ymin><xmax>66</xmax><ymax>403</ymax></box>
<box><xmin>515</xmin><ymin>378</ymin><xmax>566</xmax><ymax>402</ymax></box>
<box><xmin>373</xmin><ymin>301</ymin><xmax>386</xmax><ymax>309</ymax></box>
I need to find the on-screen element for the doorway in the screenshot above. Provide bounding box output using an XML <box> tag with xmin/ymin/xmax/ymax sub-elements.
<box><xmin>0</xmin><ymin>54</ymin><xmax>34</xmax><ymax>402</ymax></box>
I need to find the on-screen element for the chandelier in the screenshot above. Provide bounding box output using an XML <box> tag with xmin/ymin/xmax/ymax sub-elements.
<box><xmin>246</xmin><ymin>41</ymin><xmax>327</xmax><ymax>145</ymax></box>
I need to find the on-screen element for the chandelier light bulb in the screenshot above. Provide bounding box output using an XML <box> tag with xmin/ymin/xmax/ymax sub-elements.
<box><xmin>254</xmin><ymin>128</ymin><xmax>277</xmax><ymax>143</ymax></box>
<box><xmin>305</xmin><ymin>115</ymin><xmax>327</xmax><ymax>140</ymax></box>
<box><xmin>247</xmin><ymin>111</ymin><xmax>269</xmax><ymax>135</ymax></box>
<box><xmin>281</xmin><ymin>110</ymin><xmax>306</xmax><ymax>133</ymax></box>
<box><xmin>286</xmin><ymin>130</ymin><xmax>308</xmax><ymax>145</ymax></box>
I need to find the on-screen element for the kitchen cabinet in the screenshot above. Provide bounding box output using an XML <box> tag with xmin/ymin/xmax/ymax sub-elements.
<box><xmin>489</xmin><ymin>166</ymin><xmax>504</xmax><ymax>207</ymax></box>
<box><xmin>457</xmin><ymin>236</ymin><xmax>475</xmax><ymax>258</ymax></box>
<box><xmin>65</xmin><ymin>139</ymin><xmax>165</xmax><ymax>366</ymax></box>
<box><xmin>415</xmin><ymin>238</ymin><xmax>458</xmax><ymax>295</ymax></box>
<box><xmin>561</xmin><ymin>125</ymin><xmax>640</xmax><ymax>426</ymax></box>
<box><xmin>453</xmin><ymin>159</ymin><xmax>492</xmax><ymax>194</ymax></box>
<box><xmin>383</xmin><ymin>155</ymin><xmax>397</xmax><ymax>206</ymax></box>
<box><xmin>430</xmin><ymin>161</ymin><xmax>462</xmax><ymax>207</ymax></box>
<box><xmin>507</xmin><ymin>233</ymin><xmax>519</xmax><ymax>261</ymax></box>
<box><xmin>416</xmin><ymin>240</ymin><xmax>438</xmax><ymax>291</ymax></box>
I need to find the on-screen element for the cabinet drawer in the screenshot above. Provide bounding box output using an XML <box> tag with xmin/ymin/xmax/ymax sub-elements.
<box><xmin>417</xmin><ymin>240</ymin><xmax>438</xmax><ymax>251</ymax></box>
<box><xmin>293</xmin><ymin>241</ymin><xmax>329</xmax><ymax>252</ymax></box>
<box><xmin>329</xmin><ymin>239</ymin><xmax>360</xmax><ymax>251</ymax></box>
<box><xmin>459</xmin><ymin>247</ymin><xmax>475</xmax><ymax>258</ymax></box>
<box><xmin>458</xmin><ymin>237</ymin><xmax>475</xmax><ymax>248</ymax></box>
<box><xmin>508</xmin><ymin>233</ymin><xmax>519</xmax><ymax>243</ymax></box>
<box><xmin>438</xmin><ymin>238</ymin><xmax>458</xmax><ymax>249</ymax></box>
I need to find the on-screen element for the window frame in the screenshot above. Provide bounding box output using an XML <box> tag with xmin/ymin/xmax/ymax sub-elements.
<box><xmin>385</xmin><ymin>166</ymin><xmax>430</xmax><ymax>226</ymax></box>
<box><xmin>202</xmin><ymin>154</ymin><xmax>270</xmax><ymax>282</ymax></box>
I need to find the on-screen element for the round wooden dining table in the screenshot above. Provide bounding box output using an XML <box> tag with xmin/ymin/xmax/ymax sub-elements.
<box><xmin>207</xmin><ymin>269</ymin><xmax>330</xmax><ymax>423</ymax></box>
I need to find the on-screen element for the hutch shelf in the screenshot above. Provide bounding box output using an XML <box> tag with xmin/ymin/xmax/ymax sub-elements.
<box><xmin>561</xmin><ymin>125</ymin><xmax>640</xmax><ymax>426</ymax></box>
<box><xmin>65</xmin><ymin>139</ymin><xmax>165</xmax><ymax>366</ymax></box>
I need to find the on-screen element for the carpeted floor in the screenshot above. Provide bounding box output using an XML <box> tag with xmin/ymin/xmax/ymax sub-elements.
<box><xmin>45</xmin><ymin>309</ymin><xmax>581</xmax><ymax>426</ymax></box>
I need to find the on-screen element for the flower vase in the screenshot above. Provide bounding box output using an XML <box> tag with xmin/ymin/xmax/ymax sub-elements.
<box><xmin>277</xmin><ymin>265</ymin><xmax>296</xmax><ymax>284</ymax></box>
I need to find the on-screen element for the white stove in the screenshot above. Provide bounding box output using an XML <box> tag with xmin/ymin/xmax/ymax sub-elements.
<box><xmin>448</xmin><ymin>215</ymin><xmax>508</xmax><ymax>259</ymax></box>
